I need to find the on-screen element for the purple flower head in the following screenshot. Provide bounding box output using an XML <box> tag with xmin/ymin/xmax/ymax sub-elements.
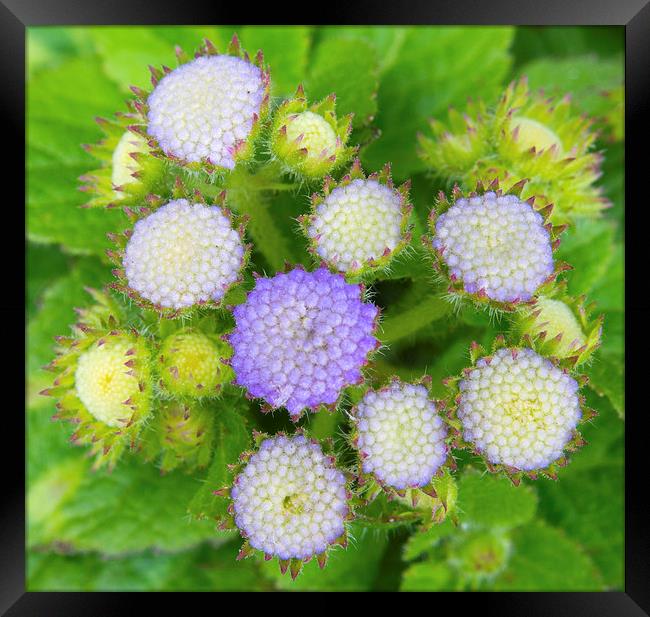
<box><xmin>433</xmin><ymin>192</ymin><xmax>554</xmax><ymax>303</ymax></box>
<box><xmin>229</xmin><ymin>267</ymin><xmax>379</xmax><ymax>419</ymax></box>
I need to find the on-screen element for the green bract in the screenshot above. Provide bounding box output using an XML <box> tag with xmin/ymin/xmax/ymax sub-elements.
<box><xmin>418</xmin><ymin>78</ymin><xmax>609</xmax><ymax>224</ymax></box>
<box><xmin>513</xmin><ymin>280</ymin><xmax>603</xmax><ymax>366</ymax></box>
<box><xmin>270</xmin><ymin>85</ymin><xmax>356</xmax><ymax>181</ymax></box>
<box><xmin>79</xmin><ymin>116</ymin><xmax>166</xmax><ymax>210</ymax></box>
<box><xmin>140</xmin><ymin>400</ymin><xmax>217</xmax><ymax>473</ymax></box>
<box><xmin>157</xmin><ymin>329</ymin><xmax>234</xmax><ymax>398</ymax></box>
<box><xmin>41</xmin><ymin>288</ymin><xmax>154</xmax><ymax>470</ymax></box>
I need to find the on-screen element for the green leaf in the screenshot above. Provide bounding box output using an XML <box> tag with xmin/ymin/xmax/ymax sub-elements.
<box><xmin>456</xmin><ymin>469</ymin><xmax>538</xmax><ymax>529</ymax></box>
<box><xmin>556</xmin><ymin>219</ymin><xmax>616</xmax><ymax>296</ymax></box>
<box><xmin>27</xmin><ymin>393</ymin><xmax>80</xmax><ymax>487</ymax></box>
<box><xmin>240</xmin><ymin>26</ymin><xmax>312</xmax><ymax>98</ymax></box>
<box><xmin>519</xmin><ymin>55</ymin><xmax>623</xmax><ymax>140</ymax></box>
<box><xmin>27</xmin><ymin>56</ymin><xmax>126</xmax><ymax>254</ymax></box>
<box><xmin>318</xmin><ymin>27</ymin><xmax>409</xmax><ymax>74</ymax></box>
<box><xmin>565</xmin><ymin>390</ymin><xmax>622</xmax><ymax>474</ymax></box>
<box><xmin>599</xmin><ymin>142</ymin><xmax>624</xmax><ymax>231</ymax></box>
<box><xmin>493</xmin><ymin>521</ymin><xmax>603</xmax><ymax>590</ymax></box>
<box><xmin>261</xmin><ymin>524</ymin><xmax>388</xmax><ymax>591</ymax></box>
<box><xmin>89</xmin><ymin>27</ymin><xmax>182</xmax><ymax>91</ymax></box>
<box><xmin>26</xmin><ymin>257</ymin><xmax>113</xmax><ymax>376</ymax></box>
<box><xmin>307</xmin><ymin>36</ymin><xmax>379</xmax><ymax>128</ymax></box>
<box><xmin>402</xmin><ymin>517</ymin><xmax>456</xmax><ymax>561</ymax></box>
<box><xmin>26</xmin><ymin>243</ymin><xmax>71</xmax><ymax>320</ymax></box>
<box><xmin>28</xmin><ymin>541</ymin><xmax>273</xmax><ymax>591</ymax></box>
<box><xmin>373</xmin><ymin>331</ymin><xmax>481</xmax><ymax>399</ymax></box>
<box><xmin>28</xmin><ymin>458</ymin><xmax>87</xmax><ymax>537</ymax></box>
<box><xmin>536</xmin><ymin>461</ymin><xmax>623</xmax><ymax>589</ymax></box>
<box><xmin>28</xmin><ymin>456</ymin><xmax>224</xmax><ymax>556</ymax></box>
<box><xmin>587</xmin><ymin>352</ymin><xmax>624</xmax><ymax>418</ymax></box>
<box><xmin>601</xmin><ymin>310</ymin><xmax>624</xmax><ymax>359</ymax></box>
<box><xmin>187</xmin><ymin>403</ymin><xmax>250</xmax><ymax>521</ymax></box>
<box><xmin>27</xmin><ymin>27</ymin><xmax>95</xmax><ymax>78</ymax></box>
<box><xmin>151</xmin><ymin>26</ymin><xmax>234</xmax><ymax>54</ymax></box>
<box><xmin>362</xmin><ymin>26</ymin><xmax>514</xmax><ymax>180</ymax></box>
<box><xmin>511</xmin><ymin>26</ymin><xmax>623</xmax><ymax>69</ymax></box>
<box><xmin>590</xmin><ymin>242</ymin><xmax>624</xmax><ymax>313</ymax></box>
<box><xmin>400</xmin><ymin>561</ymin><xmax>453</xmax><ymax>591</ymax></box>
<box><xmin>88</xmin><ymin>26</ymin><xmax>236</xmax><ymax>92</ymax></box>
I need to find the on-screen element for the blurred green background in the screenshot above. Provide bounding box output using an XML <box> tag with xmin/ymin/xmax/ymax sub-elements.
<box><xmin>26</xmin><ymin>26</ymin><xmax>624</xmax><ymax>591</ymax></box>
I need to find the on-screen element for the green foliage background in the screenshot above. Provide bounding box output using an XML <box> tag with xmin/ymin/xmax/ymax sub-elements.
<box><xmin>26</xmin><ymin>25</ymin><xmax>624</xmax><ymax>591</ymax></box>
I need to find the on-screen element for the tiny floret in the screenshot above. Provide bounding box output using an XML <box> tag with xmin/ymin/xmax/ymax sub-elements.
<box><xmin>229</xmin><ymin>267</ymin><xmax>379</xmax><ymax>419</ymax></box>
<box><xmin>285</xmin><ymin>111</ymin><xmax>338</xmax><ymax>159</ymax></box>
<box><xmin>231</xmin><ymin>434</ymin><xmax>348</xmax><ymax>560</ymax></box>
<box><xmin>457</xmin><ymin>348</ymin><xmax>582</xmax><ymax>471</ymax></box>
<box><xmin>433</xmin><ymin>191</ymin><xmax>553</xmax><ymax>302</ymax></box>
<box><xmin>147</xmin><ymin>55</ymin><xmax>265</xmax><ymax>169</ymax></box>
<box><xmin>123</xmin><ymin>199</ymin><xmax>245</xmax><ymax>310</ymax></box>
<box><xmin>309</xmin><ymin>179</ymin><xmax>404</xmax><ymax>272</ymax></box>
<box><xmin>75</xmin><ymin>338</ymin><xmax>141</xmax><ymax>427</ymax></box>
<box><xmin>354</xmin><ymin>382</ymin><xmax>448</xmax><ymax>489</ymax></box>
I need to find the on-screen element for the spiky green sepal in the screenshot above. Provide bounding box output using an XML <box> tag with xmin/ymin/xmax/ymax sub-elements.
<box><xmin>41</xmin><ymin>289</ymin><xmax>154</xmax><ymax>471</ymax></box>
<box><xmin>425</xmin><ymin>178</ymin><xmax>570</xmax><ymax>315</ymax></box>
<box><xmin>107</xmin><ymin>180</ymin><xmax>251</xmax><ymax>319</ymax></box>
<box><xmin>213</xmin><ymin>429</ymin><xmax>355</xmax><ymax>580</ymax></box>
<box><xmin>443</xmin><ymin>337</ymin><xmax>596</xmax><ymax>486</ymax></box>
<box><xmin>126</xmin><ymin>34</ymin><xmax>271</xmax><ymax>178</ymax></box>
<box><xmin>299</xmin><ymin>159</ymin><xmax>413</xmax><ymax>281</ymax></box>
<box><xmin>78</xmin><ymin>113</ymin><xmax>167</xmax><ymax>210</ymax></box>
<box><xmin>270</xmin><ymin>85</ymin><xmax>355</xmax><ymax>181</ymax></box>
<box><xmin>140</xmin><ymin>400</ymin><xmax>216</xmax><ymax>473</ymax></box>
<box><xmin>358</xmin><ymin>466</ymin><xmax>459</xmax><ymax>530</ymax></box>
<box><xmin>418</xmin><ymin>77</ymin><xmax>609</xmax><ymax>224</ymax></box>
<box><xmin>511</xmin><ymin>281</ymin><xmax>603</xmax><ymax>367</ymax></box>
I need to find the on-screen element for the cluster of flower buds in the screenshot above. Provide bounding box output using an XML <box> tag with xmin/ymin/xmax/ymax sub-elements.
<box><xmin>418</xmin><ymin>77</ymin><xmax>610</xmax><ymax>224</ymax></box>
<box><xmin>42</xmin><ymin>33</ymin><xmax>611</xmax><ymax>579</ymax></box>
<box><xmin>40</xmin><ymin>290</ymin><xmax>236</xmax><ymax>473</ymax></box>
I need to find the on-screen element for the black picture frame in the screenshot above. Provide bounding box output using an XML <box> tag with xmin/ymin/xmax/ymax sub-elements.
<box><xmin>10</xmin><ymin>0</ymin><xmax>646</xmax><ymax>612</ymax></box>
